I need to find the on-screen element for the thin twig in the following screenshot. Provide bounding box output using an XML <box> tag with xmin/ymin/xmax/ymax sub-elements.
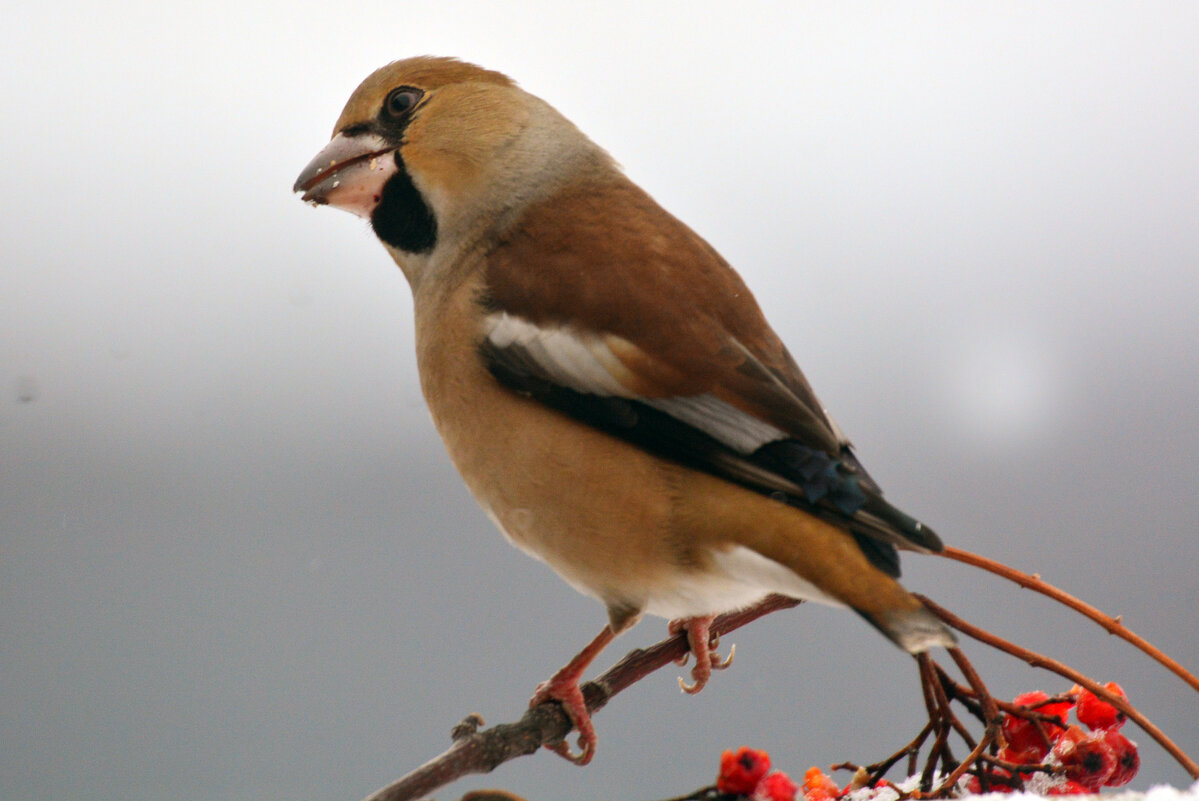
<box><xmin>947</xmin><ymin>647</ymin><xmax>1001</xmax><ymax>735</ymax></box>
<box><xmin>841</xmin><ymin>722</ymin><xmax>932</xmax><ymax>786</ymax></box>
<box><xmin>916</xmin><ymin>594</ymin><xmax>1199</xmax><ymax>779</ymax></box>
<box><xmin>934</xmin><ymin>735</ymin><xmax>990</xmax><ymax>795</ymax></box>
<box><xmin>939</xmin><ymin>547</ymin><xmax>1199</xmax><ymax>695</ymax></box>
<box><xmin>917</xmin><ymin>654</ymin><xmax>957</xmax><ymax>792</ymax></box>
<box><xmin>932</xmin><ymin>664</ymin><xmax>984</xmax><ymax>723</ymax></box>
<box><xmin>360</xmin><ymin>595</ymin><xmax>802</xmax><ymax>801</ymax></box>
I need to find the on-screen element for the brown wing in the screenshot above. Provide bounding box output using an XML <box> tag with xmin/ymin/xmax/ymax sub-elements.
<box><xmin>479</xmin><ymin>171</ymin><xmax>941</xmax><ymax>563</ymax></box>
<box><xmin>483</xmin><ymin>170</ymin><xmax>841</xmax><ymax>452</ymax></box>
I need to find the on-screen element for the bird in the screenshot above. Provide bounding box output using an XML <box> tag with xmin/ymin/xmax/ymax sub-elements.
<box><xmin>294</xmin><ymin>56</ymin><xmax>954</xmax><ymax>765</ymax></box>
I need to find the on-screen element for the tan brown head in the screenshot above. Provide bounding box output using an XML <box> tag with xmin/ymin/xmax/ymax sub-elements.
<box><xmin>294</xmin><ymin>57</ymin><xmax>608</xmax><ymax>285</ymax></box>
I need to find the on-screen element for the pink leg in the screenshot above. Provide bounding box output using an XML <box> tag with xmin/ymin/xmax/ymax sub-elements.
<box><xmin>669</xmin><ymin>614</ymin><xmax>736</xmax><ymax>694</ymax></box>
<box><xmin>529</xmin><ymin>625</ymin><xmax>616</xmax><ymax>765</ymax></box>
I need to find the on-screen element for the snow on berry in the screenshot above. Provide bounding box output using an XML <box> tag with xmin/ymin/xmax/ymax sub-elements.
<box><xmin>1045</xmin><ymin>779</ymin><xmax>1090</xmax><ymax>795</ymax></box>
<box><xmin>1052</xmin><ymin>725</ymin><xmax>1118</xmax><ymax>791</ymax></box>
<box><xmin>755</xmin><ymin>771</ymin><xmax>799</xmax><ymax>801</ymax></box>
<box><xmin>1101</xmin><ymin>729</ymin><xmax>1141</xmax><ymax>786</ymax></box>
<box><xmin>802</xmin><ymin>767</ymin><xmax>842</xmax><ymax>801</ymax></box>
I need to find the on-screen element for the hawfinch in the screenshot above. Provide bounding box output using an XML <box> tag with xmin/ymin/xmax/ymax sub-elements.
<box><xmin>294</xmin><ymin>56</ymin><xmax>954</xmax><ymax>764</ymax></box>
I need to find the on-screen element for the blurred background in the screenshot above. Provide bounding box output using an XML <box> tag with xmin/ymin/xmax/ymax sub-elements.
<box><xmin>2</xmin><ymin>3</ymin><xmax>1197</xmax><ymax>800</ymax></box>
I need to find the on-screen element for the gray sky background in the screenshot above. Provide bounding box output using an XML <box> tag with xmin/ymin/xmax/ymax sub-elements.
<box><xmin>3</xmin><ymin>3</ymin><xmax>1197</xmax><ymax>800</ymax></box>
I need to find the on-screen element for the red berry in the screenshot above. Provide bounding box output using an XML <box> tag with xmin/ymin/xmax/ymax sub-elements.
<box><xmin>1052</xmin><ymin>726</ymin><xmax>1117</xmax><ymax>791</ymax></box>
<box><xmin>1014</xmin><ymin>690</ymin><xmax>1074</xmax><ymax>725</ymax></box>
<box><xmin>1011</xmin><ymin>690</ymin><xmax>1052</xmax><ymax>707</ymax></box>
<box><xmin>1002</xmin><ymin>716</ymin><xmax>1050</xmax><ymax>761</ymax></box>
<box><xmin>1045</xmin><ymin>779</ymin><xmax>1089</xmax><ymax>795</ymax></box>
<box><xmin>756</xmin><ymin>771</ymin><xmax>799</xmax><ymax>801</ymax></box>
<box><xmin>718</xmin><ymin>747</ymin><xmax>772</xmax><ymax>795</ymax></box>
<box><xmin>1002</xmin><ymin>691</ymin><xmax>1072</xmax><ymax>761</ymax></box>
<box><xmin>997</xmin><ymin>744</ymin><xmax>1046</xmax><ymax>766</ymax></box>
<box><xmin>1036</xmin><ymin>697</ymin><xmax>1075</xmax><ymax>729</ymax></box>
<box><xmin>1076</xmin><ymin>682</ymin><xmax>1127</xmax><ymax>731</ymax></box>
<box><xmin>965</xmin><ymin>768</ymin><xmax>1017</xmax><ymax>794</ymax></box>
<box><xmin>801</xmin><ymin>767</ymin><xmax>840</xmax><ymax>801</ymax></box>
<box><xmin>1101</xmin><ymin>730</ymin><xmax>1140</xmax><ymax>786</ymax></box>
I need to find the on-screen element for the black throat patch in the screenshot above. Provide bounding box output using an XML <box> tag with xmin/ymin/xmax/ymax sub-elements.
<box><xmin>371</xmin><ymin>153</ymin><xmax>437</xmax><ymax>254</ymax></box>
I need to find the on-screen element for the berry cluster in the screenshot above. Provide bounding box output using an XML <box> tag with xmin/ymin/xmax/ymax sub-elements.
<box><xmin>713</xmin><ymin>683</ymin><xmax>1139</xmax><ymax>801</ymax></box>
<box><xmin>972</xmin><ymin>682</ymin><xmax>1140</xmax><ymax>794</ymax></box>
<box><xmin>716</xmin><ymin>750</ymin><xmax>889</xmax><ymax>801</ymax></box>
<box><xmin>717</xmin><ymin>747</ymin><xmax>799</xmax><ymax>801</ymax></box>
<box><xmin>801</xmin><ymin>766</ymin><xmax>873</xmax><ymax>801</ymax></box>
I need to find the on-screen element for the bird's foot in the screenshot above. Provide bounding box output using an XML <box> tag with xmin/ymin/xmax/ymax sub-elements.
<box><xmin>529</xmin><ymin>675</ymin><xmax>597</xmax><ymax>765</ymax></box>
<box><xmin>669</xmin><ymin>614</ymin><xmax>735</xmax><ymax>694</ymax></box>
<box><xmin>528</xmin><ymin>626</ymin><xmax>615</xmax><ymax>766</ymax></box>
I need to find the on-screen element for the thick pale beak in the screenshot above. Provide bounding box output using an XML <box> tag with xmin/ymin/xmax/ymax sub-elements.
<box><xmin>293</xmin><ymin>133</ymin><xmax>399</xmax><ymax>219</ymax></box>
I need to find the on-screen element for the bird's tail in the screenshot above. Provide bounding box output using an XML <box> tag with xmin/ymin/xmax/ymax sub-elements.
<box><xmin>762</xmin><ymin>511</ymin><xmax>954</xmax><ymax>652</ymax></box>
<box><xmin>853</xmin><ymin>598</ymin><xmax>956</xmax><ymax>654</ymax></box>
<box><xmin>769</xmin><ymin>513</ymin><xmax>955</xmax><ymax>652</ymax></box>
<box><xmin>687</xmin><ymin>477</ymin><xmax>956</xmax><ymax>653</ymax></box>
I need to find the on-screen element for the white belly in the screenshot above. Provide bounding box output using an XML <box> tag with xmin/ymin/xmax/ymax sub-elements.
<box><xmin>640</xmin><ymin>545</ymin><xmax>846</xmax><ymax>620</ymax></box>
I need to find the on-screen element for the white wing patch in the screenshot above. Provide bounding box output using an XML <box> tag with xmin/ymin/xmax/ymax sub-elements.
<box><xmin>484</xmin><ymin>312</ymin><xmax>630</xmax><ymax>395</ymax></box>
<box><xmin>644</xmin><ymin>395</ymin><xmax>784</xmax><ymax>454</ymax></box>
<box><xmin>483</xmin><ymin>312</ymin><xmax>787</xmax><ymax>453</ymax></box>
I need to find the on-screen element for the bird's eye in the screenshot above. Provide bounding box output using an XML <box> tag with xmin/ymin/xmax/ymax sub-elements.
<box><xmin>384</xmin><ymin>87</ymin><xmax>422</xmax><ymax>119</ymax></box>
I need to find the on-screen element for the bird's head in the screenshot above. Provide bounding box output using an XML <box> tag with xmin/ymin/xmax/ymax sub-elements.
<box><xmin>294</xmin><ymin>56</ymin><xmax>607</xmax><ymax>286</ymax></box>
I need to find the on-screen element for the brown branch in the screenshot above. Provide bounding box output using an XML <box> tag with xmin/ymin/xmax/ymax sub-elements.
<box><xmin>939</xmin><ymin>546</ymin><xmax>1199</xmax><ymax>695</ymax></box>
<box><xmin>916</xmin><ymin>594</ymin><xmax>1199</xmax><ymax>779</ymax></box>
<box><xmin>360</xmin><ymin>595</ymin><xmax>802</xmax><ymax>801</ymax></box>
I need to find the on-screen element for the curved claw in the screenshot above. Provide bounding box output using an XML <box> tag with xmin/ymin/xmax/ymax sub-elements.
<box><xmin>704</xmin><ymin>632</ymin><xmax>733</xmax><ymax>670</ymax></box>
<box><xmin>677</xmin><ymin>647</ymin><xmax>732</xmax><ymax>694</ymax></box>
<box><xmin>545</xmin><ymin>732</ymin><xmax>595</xmax><ymax>766</ymax></box>
<box><xmin>714</xmin><ymin>642</ymin><xmax>736</xmax><ymax>671</ymax></box>
<box><xmin>530</xmin><ymin>675</ymin><xmax>601</xmax><ymax>766</ymax></box>
<box><xmin>531</xmin><ymin>680</ymin><xmax>599</xmax><ymax>765</ymax></box>
<box><xmin>669</xmin><ymin>619</ymin><xmax>691</xmax><ymax>667</ymax></box>
<box><xmin>670</xmin><ymin>614</ymin><xmax>737</xmax><ymax>695</ymax></box>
